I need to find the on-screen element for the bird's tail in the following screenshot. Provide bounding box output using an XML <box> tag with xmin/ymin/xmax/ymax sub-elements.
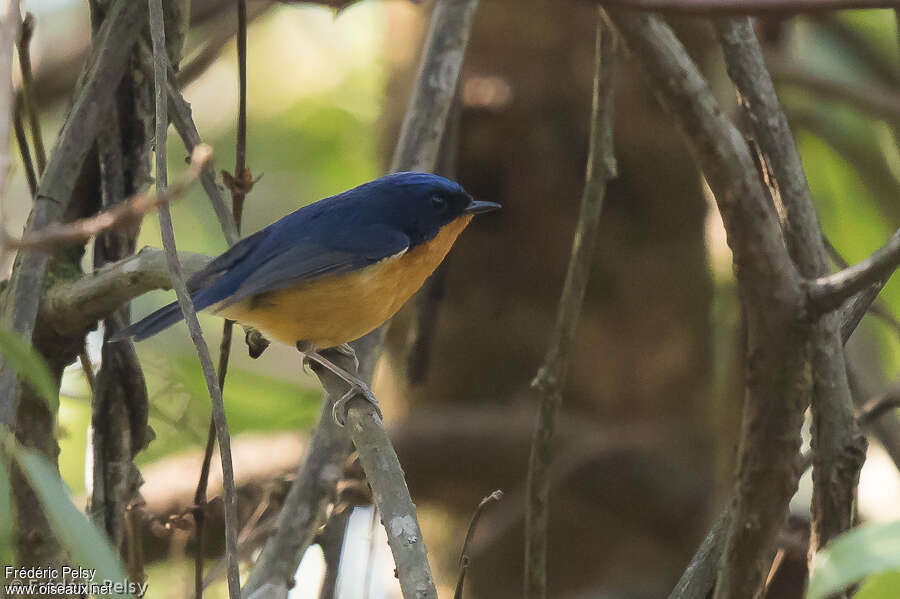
<box><xmin>109</xmin><ymin>301</ymin><xmax>184</xmax><ymax>342</ymax></box>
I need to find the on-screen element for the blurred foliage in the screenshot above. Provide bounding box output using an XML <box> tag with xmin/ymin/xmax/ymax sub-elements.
<box><xmin>807</xmin><ymin>521</ymin><xmax>900</xmax><ymax>598</ymax></box>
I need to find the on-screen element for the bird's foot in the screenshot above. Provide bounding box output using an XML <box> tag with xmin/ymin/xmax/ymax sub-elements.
<box><xmin>333</xmin><ymin>343</ymin><xmax>360</xmax><ymax>370</ymax></box>
<box><xmin>332</xmin><ymin>380</ymin><xmax>382</xmax><ymax>427</ymax></box>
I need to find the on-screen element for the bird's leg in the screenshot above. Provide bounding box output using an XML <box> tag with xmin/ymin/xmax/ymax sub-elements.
<box><xmin>296</xmin><ymin>342</ymin><xmax>382</xmax><ymax>426</ymax></box>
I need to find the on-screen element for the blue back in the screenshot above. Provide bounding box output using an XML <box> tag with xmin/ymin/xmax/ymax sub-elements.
<box><xmin>113</xmin><ymin>172</ymin><xmax>475</xmax><ymax>341</ymax></box>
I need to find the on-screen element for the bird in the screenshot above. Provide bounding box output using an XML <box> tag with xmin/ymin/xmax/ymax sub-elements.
<box><xmin>113</xmin><ymin>171</ymin><xmax>500</xmax><ymax>422</ymax></box>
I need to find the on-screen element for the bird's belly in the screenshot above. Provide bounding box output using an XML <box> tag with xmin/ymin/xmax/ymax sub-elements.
<box><xmin>217</xmin><ymin>214</ymin><xmax>472</xmax><ymax>348</ymax></box>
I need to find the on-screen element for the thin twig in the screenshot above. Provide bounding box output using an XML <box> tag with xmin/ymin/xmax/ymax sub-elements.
<box><xmin>856</xmin><ymin>393</ymin><xmax>900</xmax><ymax>427</ymax></box>
<box><xmin>2</xmin><ymin>145</ymin><xmax>212</xmax><ymax>250</ymax></box>
<box><xmin>767</xmin><ymin>56</ymin><xmax>900</xmax><ymax>128</ymax></box>
<box><xmin>12</xmin><ymin>94</ymin><xmax>36</xmax><ymax>198</ymax></box>
<box><xmin>810</xmin><ymin>228</ymin><xmax>900</xmax><ymax>314</ymax></box>
<box><xmin>455</xmin><ymin>490</ymin><xmax>503</xmax><ymax>599</ymax></box>
<box><xmin>524</xmin><ymin>11</ymin><xmax>617</xmax><ymax>599</ymax></box>
<box><xmin>176</xmin><ymin>1</ymin><xmax>272</xmax><ymax>90</ymax></box>
<box><xmin>194</xmin><ymin>2</ymin><xmax>250</xmax><ymax>594</ymax></box>
<box><xmin>824</xmin><ymin>237</ymin><xmax>900</xmax><ymax>340</ymax></box>
<box><xmin>16</xmin><ymin>12</ymin><xmax>45</xmax><ymax>174</ymax></box>
<box><xmin>147</xmin><ymin>2</ymin><xmax>240</xmax><ymax>598</ymax></box>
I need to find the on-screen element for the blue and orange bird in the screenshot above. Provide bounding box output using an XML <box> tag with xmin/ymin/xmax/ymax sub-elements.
<box><xmin>114</xmin><ymin>172</ymin><xmax>500</xmax><ymax>421</ymax></box>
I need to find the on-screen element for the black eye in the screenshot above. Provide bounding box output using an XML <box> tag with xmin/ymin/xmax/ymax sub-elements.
<box><xmin>431</xmin><ymin>196</ymin><xmax>447</xmax><ymax>211</ymax></box>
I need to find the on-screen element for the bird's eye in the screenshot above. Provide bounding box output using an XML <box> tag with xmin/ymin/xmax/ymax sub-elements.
<box><xmin>431</xmin><ymin>196</ymin><xmax>447</xmax><ymax>211</ymax></box>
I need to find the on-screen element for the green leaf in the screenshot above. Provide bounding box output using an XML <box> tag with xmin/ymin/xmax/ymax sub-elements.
<box><xmin>0</xmin><ymin>329</ymin><xmax>58</xmax><ymax>412</ymax></box>
<box><xmin>13</xmin><ymin>447</ymin><xmax>131</xmax><ymax>598</ymax></box>
<box><xmin>855</xmin><ymin>570</ymin><xmax>900</xmax><ymax>599</ymax></box>
<box><xmin>807</xmin><ymin>521</ymin><xmax>900</xmax><ymax>599</ymax></box>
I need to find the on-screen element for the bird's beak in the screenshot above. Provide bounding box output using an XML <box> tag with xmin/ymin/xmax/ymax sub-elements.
<box><xmin>464</xmin><ymin>199</ymin><xmax>501</xmax><ymax>215</ymax></box>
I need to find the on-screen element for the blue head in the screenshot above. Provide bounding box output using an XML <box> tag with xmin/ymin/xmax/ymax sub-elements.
<box><xmin>336</xmin><ymin>172</ymin><xmax>500</xmax><ymax>247</ymax></box>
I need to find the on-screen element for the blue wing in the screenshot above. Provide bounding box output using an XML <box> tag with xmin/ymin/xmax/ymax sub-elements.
<box><xmin>112</xmin><ymin>223</ymin><xmax>410</xmax><ymax>342</ymax></box>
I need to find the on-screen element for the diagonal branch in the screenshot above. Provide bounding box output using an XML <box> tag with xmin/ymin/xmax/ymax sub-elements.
<box><xmin>523</xmin><ymin>10</ymin><xmax>617</xmax><ymax>599</ymax></box>
<box><xmin>148</xmin><ymin>1</ymin><xmax>240</xmax><ymax>597</ymax></box>
<box><xmin>809</xmin><ymin>229</ymin><xmax>900</xmax><ymax>315</ymax></box>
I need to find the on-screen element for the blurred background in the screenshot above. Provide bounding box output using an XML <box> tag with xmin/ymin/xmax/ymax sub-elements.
<box><xmin>8</xmin><ymin>1</ymin><xmax>900</xmax><ymax>597</ymax></box>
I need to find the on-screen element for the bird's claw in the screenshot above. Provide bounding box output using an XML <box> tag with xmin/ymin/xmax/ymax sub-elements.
<box><xmin>334</xmin><ymin>343</ymin><xmax>360</xmax><ymax>370</ymax></box>
<box><xmin>301</xmin><ymin>355</ymin><xmax>314</xmax><ymax>376</ymax></box>
<box><xmin>332</xmin><ymin>381</ymin><xmax>382</xmax><ymax>427</ymax></box>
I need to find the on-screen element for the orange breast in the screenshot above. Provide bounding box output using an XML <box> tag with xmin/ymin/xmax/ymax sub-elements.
<box><xmin>216</xmin><ymin>215</ymin><xmax>473</xmax><ymax>348</ymax></box>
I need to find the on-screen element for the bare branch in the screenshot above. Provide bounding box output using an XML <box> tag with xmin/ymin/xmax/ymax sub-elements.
<box><xmin>455</xmin><ymin>490</ymin><xmax>503</xmax><ymax>599</ymax></box>
<box><xmin>344</xmin><ymin>398</ymin><xmax>437</xmax><ymax>599</ymax></box>
<box><xmin>16</xmin><ymin>11</ymin><xmax>45</xmax><ymax>173</ymax></box>
<box><xmin>0</xmin><ymin>0</ymin><xmax>146</xmax><ymax>428</ymax></box>
<box><xmin>38</xmin><ymin>248</ymin><xmax>209</xmax><ymax>336</ymax></box>
<box><xmin>3</xmin><ymin>145</ymin><xmax>212</xmax><ymax>251</ymax></box>
<box><xmin>193</xmin><ymin>2</ymin><xmax>252</xmax><ymax>593</ymax></box>
<box><xmin>810</xmin><ymin>229</ymin><xmax>900</xmax><ymax>314</ymax></box>
<box><xmin>767</xmin><ymin>57</ymin><xmax>900</xmax><ymax>128</ymax></box>
<box><xmin>148</xmin><ymin>1</ymin><xmax>240</xmax><ymax>597</ymax></box>
<box><xmin>524</xmin><ymin>11</ymin><xmax>617</xmax><ymax>599</ymax></box>
<box><xmin>604</xmin><ymin>11</ymin><xmax>810</xmax><ymax>599</ymax></box>
<box><xmin>717</xmin><ymin>16</ymin><xmax>865</xmax><ymax>559</ymax></box>
<box><xmin>594</xmin><ymin>0</ymin><xmax>900</xmax><ymax>14</ymax></box>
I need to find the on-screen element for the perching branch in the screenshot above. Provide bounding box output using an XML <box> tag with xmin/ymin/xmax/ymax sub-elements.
<box><xmin>523</xmin><ymin>10</ymin><xmax>617</xmax><ymax>599</ymax></box>
<box><xmin>241</xmin><ymin>1</ymin><xmax>480</xmax><ymax>597</ymax></box>
<box><xmin>0</xmin><ymin>0</ymin><xmax>146</xmax><ymax>428</ymax></box>
<box><xmin>148</xmin><ymin>2</ymin><xmax>241</xmax><ymax>598</ymax></box>
<box><xmin>343</xmin><ymin>398</ymin><xmax>437</xmax><ymax>599</ymax></box>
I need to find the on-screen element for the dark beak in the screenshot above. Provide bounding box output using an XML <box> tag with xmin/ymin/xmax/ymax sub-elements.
<box><xmin>464</xmin><ymin>199</ymin><xmax>501</xmax><ymax>215</ymax></box>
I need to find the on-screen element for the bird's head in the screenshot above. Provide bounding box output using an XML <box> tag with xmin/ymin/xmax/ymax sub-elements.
<box><xmin>363</xmin><ymin>172</ymin><xmax>501</xmax><ymax>246</ymax></box>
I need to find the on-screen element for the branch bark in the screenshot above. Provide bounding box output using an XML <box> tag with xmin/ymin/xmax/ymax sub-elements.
<box><xmin>605</xmin><ymin>11</ymin><xmax>811</xmax><ymax>599</ymax></box>
<box><xmin>810</xmin><ymin>229</ymin><xmax>900</xmax><ymax>315</ymax></box>
<box><xmin>0</xmin><ymin>0</ymin><xmax>146</xmax><ymax>428</ymax></box>
<box><xmin>523</xmin><ymin>10</ymin><xmax>617</xmax><ymax>599</ymax></box>
<box><xmin>148</xmin><ymin>1</ymin><xmax>240</xmax><ymax>597</ymax></box>
<box><xmin>716</xmin><ymin>15</ymin><xmax>865</xmax><ymax>560</ymax></box>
